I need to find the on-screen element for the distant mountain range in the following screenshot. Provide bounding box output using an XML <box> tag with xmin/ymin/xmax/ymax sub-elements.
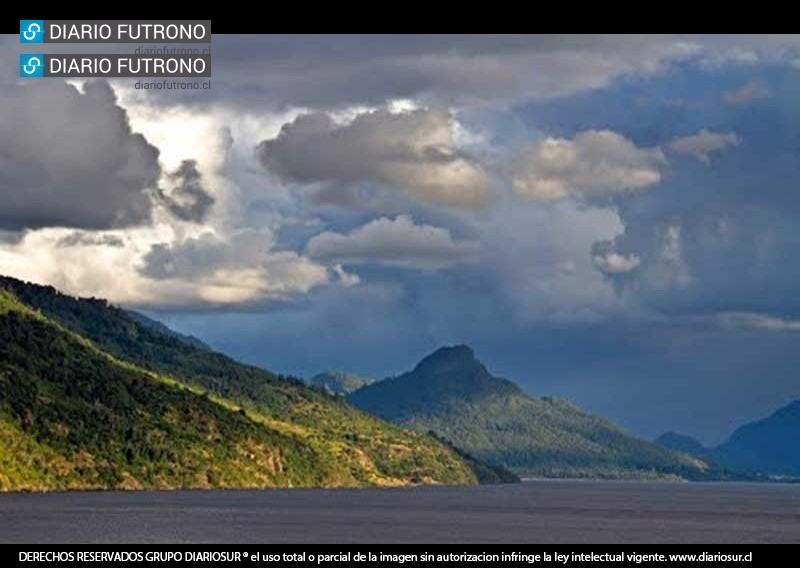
<box><xmin>307</xmin><ymin>371</ymin><xmax>372</xmax><ymax>395</ymax></box>
<box><xmin>0</xmin><ymin>276</ymin><xmax>505</xmax><ymax>491</ymax></box>
<box><xmin>656</xmin><ymin>401</ymin><xmax>800</xmax><ymax>478</ymax></box>
<box><xmin>349</xmin><ymin>345</ymin><xmax>712</xmax><ymax>480</ymax></box>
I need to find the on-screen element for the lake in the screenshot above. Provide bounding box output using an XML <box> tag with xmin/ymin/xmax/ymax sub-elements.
<box><xmin>1</xmin><ymin>480</ymin><xmax>798</xmax><ymax>543</ymax></box>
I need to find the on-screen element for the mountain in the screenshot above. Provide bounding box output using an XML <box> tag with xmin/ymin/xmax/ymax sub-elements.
<box><xmin>308</xmin><ymin>371</ymin><xmax>372</xmax><ymax>396</ymax></box>
<box><xmin>712</xmin><ymin>401</ymin><xmax>800</xmax><ymax>476</ymax></box>
<box><xmin>126</xmin><ymin>310</ymin><xmax>210</xmax><ymax>350</ymax></box>
<box><xmin>349</xmin><ymin>345</ymin><xmax>710</xmax><ymax>479</ymax></box>
<box><xmin>655</xmin><ymin>402</ymin><xmax>800</xmax><ymax>478</ymax></box>
<box><xmin>0</xmin><ymin>276</ymin><xmax>485</xmax><ymax>491</ymax></box>
<box><xmin>654</xmin><ymin>432</ymin><xmax>707</xmax><ymax>455</ymax></box>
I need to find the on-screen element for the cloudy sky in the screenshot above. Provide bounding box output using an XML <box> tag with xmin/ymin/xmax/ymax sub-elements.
<box><xmin>3</xmin><ymin>34</ymin><xmax>800</xmax><ymax>444</ymax></box>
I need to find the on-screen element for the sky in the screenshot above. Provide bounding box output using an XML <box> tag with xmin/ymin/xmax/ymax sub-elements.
<box><xmin>2</xmin><ymin>34</ymin><xmax>800</xmax><ymax>444</ymax></box>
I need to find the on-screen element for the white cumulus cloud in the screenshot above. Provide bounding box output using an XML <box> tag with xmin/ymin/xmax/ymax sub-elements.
<box><xmin>592</xmin><ymin>251</ymin><xmax>641</xmax><ymax>274</ymax></box>
<box><xmin>511</xmin><ymin>130</ymin><xmax>665</xmax><ymax>201</ymax></box>
<box><xmin>306</xmin><ymin>215</ymin><xmax>479</xmax><ymax>269</ymax></box>
<box><xmin>0</xmin><ymin>224</ymin><xmax>334</xmax><ymax>309</ymax></box>
<box><xmin>706</xmin><ymin>312</ymin><xmax>800</xmax><ymax>332</ymax></box>
<box><xmin>724</xmin><ymin>79</ymin><xmax>769</xmax><ymax>104</ymax></box>
<box><xmin>257</xmin><ymin>108</ymin><xmax>490</xmax><ymax>209</ymax></box>
<box><xmin>667</xmin><ymin>129</ymin><xmax>740</xmax><ymax>163</ymax></box>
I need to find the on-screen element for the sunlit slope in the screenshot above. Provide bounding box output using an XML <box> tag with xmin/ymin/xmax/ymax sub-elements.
<box><xmin>0</xmin><ymin>281</ymin><xmax>478</xmax><ymax>490</ymax></box>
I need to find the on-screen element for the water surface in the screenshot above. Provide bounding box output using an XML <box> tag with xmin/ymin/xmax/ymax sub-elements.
<box><xmin>1</xmin><ymin>480</ymin><xmax>798</xmax><ymax>543</ymax></box>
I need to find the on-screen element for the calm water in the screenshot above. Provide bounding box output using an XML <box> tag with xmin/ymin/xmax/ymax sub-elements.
<box><xmin>1</xmin><ymin>480</ymin><xmax>798</xmax><ymax>543</ymax></box>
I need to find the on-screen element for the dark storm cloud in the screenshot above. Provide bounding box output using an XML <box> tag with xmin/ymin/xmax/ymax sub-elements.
<box><xmin>133</xmin><ymin>35</ymin><xmax>800</xmax><ymax>111</ymax></box>
<box><xmin>0</xmin><ymin>80</ymin><xmax>160</xmax><ymax>230</ymax></box>
<box><xmin>530</xmin><ymin>66</ymin><xmax>800</xmax><ymax>323</ymax></box>
<box><xmin>155</xmin><ymin>159</ymin><xmax>215</xmax><ymax>223</ymax></box>
<box><xmin>145</xmin><ymin>35</ymin><xmax>707</xmax><ymax>109</ymax></box>
<box><xmin>612</xmin><ymin>168</ymin><xmax>800</xmax><ymax>319</ymax></box>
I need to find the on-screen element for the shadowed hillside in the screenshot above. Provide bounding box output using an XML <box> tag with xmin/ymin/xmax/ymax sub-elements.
<box><xmin>713</xmin><ymin>401</ymin><xmax>800</xmax><ymax>477</ymax></box>
<box><xmin>308</xmin><ymin>371</ymin><xmax>372</xmax><ymax>395</ymax></box>
<box><xmin>350</xmin><ymin>345</ymin><xmax>711</xmax><ymax>480</ymax></box>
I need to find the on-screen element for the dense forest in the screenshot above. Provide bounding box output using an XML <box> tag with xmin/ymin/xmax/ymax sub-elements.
<box><xmin>350</xmin><ymin>345</ymin><xmax>715</xmax><ymax>480</ymax></box>
<box><xmin>0</xmin><ymin>278</ymin><xmax>496</xmax><ymax>491</ymax></box>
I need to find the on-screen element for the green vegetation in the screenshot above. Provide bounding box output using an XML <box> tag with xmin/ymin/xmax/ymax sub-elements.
<box><xmin>654</xmin><ymin>432</ymin><xmax>707</xmax><ymax>455</ymax></box>
<box><xmin>0</xmin><ymin>303</ymin><xmax>324</xmax><ymax>490</ymax></box>
<box><xmin>427</xmin><ymin>432</ymin><xmax>519</xmax><ymax>484</ymax></box>
<box><xmin>350</xmin><ymin>345</ymin><xmax>712</xmax><ymax>480</ymax></box>
<box><xmin>308</xmin><ymin>371</ymin><xmax>373</xmax><ymax>395</ymax></box>
<box><xmin>125</xmin><ymin>310</ymin><xmax>210</xmax><ymax>350</ymax></box>
<box><xmin>0</xmin><ymin>279</ymin><xmax>481</xmax><ymax>491</ymax></box>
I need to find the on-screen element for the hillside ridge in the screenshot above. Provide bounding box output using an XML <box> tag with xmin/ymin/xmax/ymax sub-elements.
<box><xmin>0</xmin><ymin>278</ymin><xmax>487</xmax><ymax>491</ymax></box>
<box><xmin>350</xmin><ymin>345</ymin><xmax>712</xmax><ymax>480</ymax></box>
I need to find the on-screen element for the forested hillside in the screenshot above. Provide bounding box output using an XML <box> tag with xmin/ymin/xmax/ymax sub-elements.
<box><xmin>350</xmin><ymin>345</ymin><xmax>711</xmax><ymax>479</ymax></box>
<box><xmin>0</xmin><ymin>278</ymin><xmax>486</xmax><ymax>491</ymax></box>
